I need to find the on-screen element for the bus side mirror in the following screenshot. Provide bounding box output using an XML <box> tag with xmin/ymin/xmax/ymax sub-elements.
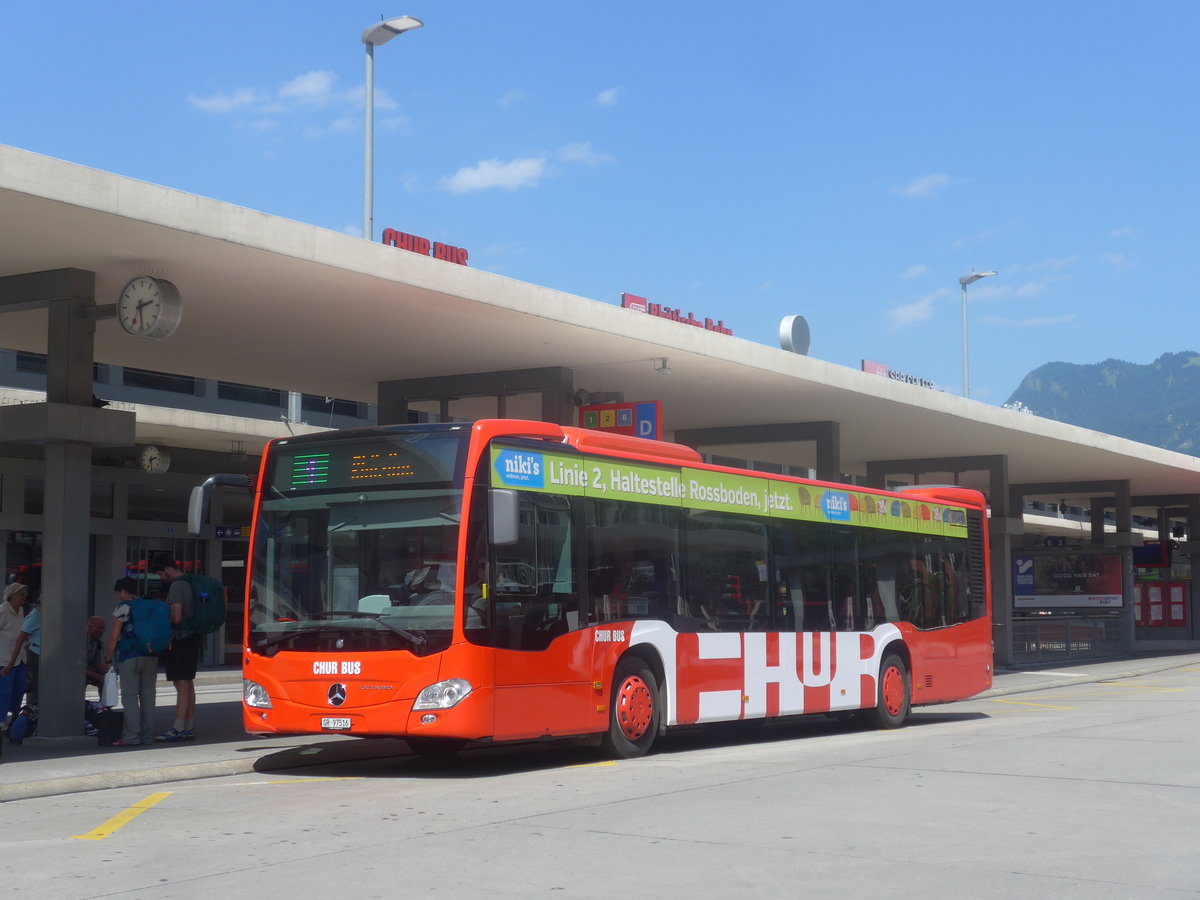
<box><xmin>490</xmin><ymin>489</ymin><xmax>519</xmax><ymax>546</ymax></box>
<box><xmin>188</xmin><ymin>474</ymin><xmax>254</xmax><ymax>536</ymax></box>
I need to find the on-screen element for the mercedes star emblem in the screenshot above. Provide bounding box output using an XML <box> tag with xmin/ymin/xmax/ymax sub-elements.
<box><xmin>327</xmin><ymin>683</ymin><xmax>347</xmax><ymax>707</ymax></box>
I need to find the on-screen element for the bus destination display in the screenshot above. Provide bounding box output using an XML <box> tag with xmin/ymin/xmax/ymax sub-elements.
<box><xmin>273</xmin><ymin>435</ymin><xmax>462</xmax><ymax>492</ymax></box>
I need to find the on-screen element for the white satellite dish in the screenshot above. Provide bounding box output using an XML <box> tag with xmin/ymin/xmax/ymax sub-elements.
<box><xmin>779</xmin><ymin>315</ymin><xmax>810</xmax><ymax>355</ymax></box>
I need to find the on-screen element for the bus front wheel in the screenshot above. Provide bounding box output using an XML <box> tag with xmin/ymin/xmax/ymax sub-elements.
<box><xmin>601</xmin><ymin>657</ymin><xmax>660</xmax><ymax>759</ymax></box>
<box><xmin>864</xmin><ymin>652</ymin><xmax>910</xmax><ymax>729</ymax></box>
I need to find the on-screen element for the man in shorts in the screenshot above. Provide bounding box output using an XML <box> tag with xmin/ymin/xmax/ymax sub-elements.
<box><xmin>151</xmin><ymin>556</ymin><xmax>200</xmax><ymax>742</ymax></box>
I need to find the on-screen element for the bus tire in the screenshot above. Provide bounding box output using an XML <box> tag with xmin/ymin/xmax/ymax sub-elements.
<box><xmin>406</xmin><ymin>736</ymin><xmax>467</xmax><ymax>759</ymax></box>
<box><xmin>864</xmin><ymin>652</ymin><xmax>910</xmax><ymax>729</ymax></box>
<box><xmin>601</xmin><ymin>657</ymin><xmax>660</xmax><ymax>759</ymax></box>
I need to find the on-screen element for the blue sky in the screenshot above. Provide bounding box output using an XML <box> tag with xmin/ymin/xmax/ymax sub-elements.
<box><xmin>3</xmin><ymin>1</ymin><xmax>1196</xmax><ymax>403</ymax></box>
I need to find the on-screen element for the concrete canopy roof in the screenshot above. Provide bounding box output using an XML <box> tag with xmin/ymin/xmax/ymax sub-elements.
<box><xmin>3</xmin><ymin>144</ymin><xmax>1200</xmax><ymax>505</ymax></box>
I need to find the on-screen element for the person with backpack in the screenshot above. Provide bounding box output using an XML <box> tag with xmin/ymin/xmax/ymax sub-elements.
<box><xmin>151</xmin><ymin>557</ymin><xmax>201</xmax><ymax>742</ymax></box>
<box><xmin>104</xmin><ymin>577</ymin><xmax>166</xmax><ymax>747</ymax></box>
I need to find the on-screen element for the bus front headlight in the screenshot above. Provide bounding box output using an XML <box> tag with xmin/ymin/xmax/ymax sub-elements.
<box><xmin>244</xmin><ymin>679</ymin><xmax>273</xmax><ymax>709</ymax></box>
<box><xmin>413</xmin><ymin>678</ymin><xmax>473</xmax><ymax>710</ymax></box>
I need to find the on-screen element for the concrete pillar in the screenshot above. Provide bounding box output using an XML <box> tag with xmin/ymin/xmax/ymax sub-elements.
<box><xmin>985</xmin><ymin>457</ymin><xmax>1014</xmax><ymax>668</ymax></box>
<box><xmin>1114</xmin><ymin>482</ymin><xmax>1135</xmax><ymax>655</ymax></box>
<box><xmin>1090</xmin><ymin>498</ymin><xmax>1105</xmax><ymax>545</ymax></box>
<box><xmin>1190</xmin><ymin>499</ymin><xmax>1200</xmax><ymax>641</ymax></box>
<box><xmin>38</xmin><ymin>439</ymin><xmax>93</xmax><ymax>737</ymax></box>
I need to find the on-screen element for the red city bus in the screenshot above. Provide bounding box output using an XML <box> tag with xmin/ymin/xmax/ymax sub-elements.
<box><xmin>193</xmin><ymin>419</ymin><xmax>992</xmax><ymax>758</ymax></box>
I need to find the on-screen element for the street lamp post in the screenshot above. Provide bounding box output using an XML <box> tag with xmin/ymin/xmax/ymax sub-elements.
<box><xmin>958</xmin><ymin>270</ymin><xmax>998</xmax><ymax>398</ymax></box>
<box><xmin>362</xmin><ymin>16</ymin><xmax>423</xmax><ymax>242</ymax></box>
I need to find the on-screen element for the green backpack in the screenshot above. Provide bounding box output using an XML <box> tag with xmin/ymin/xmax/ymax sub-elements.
<box><xmin>180</xmin><ymin>574</ymin><xmax>227</xmax><ymax>634</ymax></box>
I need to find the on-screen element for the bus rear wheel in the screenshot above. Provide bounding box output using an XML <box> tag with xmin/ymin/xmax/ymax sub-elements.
<box><xmin>863</xmin><ymin>652</ymin><xmax>910</xmax><ymax>729</ymax></box>
<box><xmin>601</xmin><ymin>657</ymin><xmax>660</xmax><ymax>759</ymax></box>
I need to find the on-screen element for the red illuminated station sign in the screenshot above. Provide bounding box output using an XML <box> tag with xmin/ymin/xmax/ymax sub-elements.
<box><xmin>621</xmin><ymin>293</ymin><xmax>732</xmax><ymax>335</ymax></box>
<box><xmin>381</xmin><ymin>228</ymin><xmax>469</xmax><ymax>266</ymax></box>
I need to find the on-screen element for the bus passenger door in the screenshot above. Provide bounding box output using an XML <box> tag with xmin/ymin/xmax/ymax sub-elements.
<box><xmin>489</xmin><ymin>491</ymin><xmax>592</xmax><ymax>741</ymax></box>
<box><xmin>490</xmin><ymin>600</ymin><xmax>592</xmax><ymax>741</ymax></box>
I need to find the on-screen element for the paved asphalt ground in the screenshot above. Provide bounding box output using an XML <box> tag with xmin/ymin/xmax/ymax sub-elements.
<box><xmin>3</xmin><ymin>651</ymin><xmax>1199</xmax><ymax>803</ymax></box>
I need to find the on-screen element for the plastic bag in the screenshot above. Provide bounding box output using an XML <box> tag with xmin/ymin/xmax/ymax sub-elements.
<box><xmin>101</xmin><ymin>668</ymin><xmax>119</xmax><ymax>708</ymax></box>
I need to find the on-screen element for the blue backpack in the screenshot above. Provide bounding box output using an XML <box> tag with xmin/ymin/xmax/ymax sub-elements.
<box><xmin>120</xmin><ymin>597</ymin><xmax>173</xmax><ymax>656</ymax></box>
<box><xmin>8</xmin><ymin>705</ymin><xmax>35</xmax><ymax>742</ymax></box>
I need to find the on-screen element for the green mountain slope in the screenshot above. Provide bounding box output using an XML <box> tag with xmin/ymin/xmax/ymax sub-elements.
<box><xmin>1005</xmin><ymin>352</ymin><xmax>1200</xmax><ymax>454</ymax></box>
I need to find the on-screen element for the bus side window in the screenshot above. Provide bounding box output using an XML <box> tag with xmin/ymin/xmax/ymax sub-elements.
<box><xmin>585</xmin><ymin>498</ymin><xmax>682</xmax><ymax>626</ymax></box>
<box><xmin>684</xmin><ymin>511</ymin><xmax>768</xmax><ymax>634</ymax></box>
<box><xmin>769</xmin><ymin>518</ymin><xmax>834</xmax><ymax>633</ymax></box>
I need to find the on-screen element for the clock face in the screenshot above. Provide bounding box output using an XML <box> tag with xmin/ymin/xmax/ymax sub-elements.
<box><xmin>117</xmin><ymin>276</ymin><xmax>182</xmax><ymax>340</ymax></box>
<box><xmin>139</xmin><ymin>445</ymin><xmax>171</xmax><ymax>475</ymax></box>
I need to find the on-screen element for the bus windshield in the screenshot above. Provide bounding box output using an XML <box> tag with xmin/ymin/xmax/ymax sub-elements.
<box><xmin>249</xmin><ymin>429</ymin><xmax>468</xmax><ymax>657</ymax></box>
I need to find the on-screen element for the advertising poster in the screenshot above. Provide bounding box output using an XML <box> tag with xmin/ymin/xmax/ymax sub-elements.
<box><xmin>1013</xmin><ymin>554</ymin><xmax>1124</xmax><ymax>608</ymax></box>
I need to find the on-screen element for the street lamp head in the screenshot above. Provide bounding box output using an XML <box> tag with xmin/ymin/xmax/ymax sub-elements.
<box><xmin>958</xmin><ymin>270</ymin><xmax>998</xmax><ymax>287</ymax></box>
<box><xmin>362</xmin><ymin>16</ymin><xmax>423</xmax><ymax>46</ymax></box>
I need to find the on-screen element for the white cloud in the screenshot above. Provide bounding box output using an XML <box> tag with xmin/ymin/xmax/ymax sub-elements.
<box><xmin>370</xmin><ymin>87</ymin><xmax>399</xmax><ymax>112</ymax></box>
<box><xmin>439</xmin><ymin>142</ymin><xmax>614</xmax><ymax>194</ymax></box>
<box><xmin>596</xmin><ymin>87</ymin><xmax>621</xmax><ymax>107</ymax></box>
<box><xmin>498</xmin><ymin>89</ymin><xmax>528</xmax><ymax>108</ymax></box>
<box><xmin>557</xmin><ymin>142</ymin><xmax>614</xmax><ymax>166</ymax></box>
<box><xmin>895</xmin><ymin>173</ymin><xmax>952</xmax><ymax>198</ymax></box>
<box><xmin>1109</xmin><ymin>226</ymin><xmax>1137</xmax><ymax>239</ymax></box>
<box><xmin>187</xmin><ymin>87</ymin><xmax>265</xmax><ymax>113</ymax></box>
<box><xmin>440</xmin><ymin>157</ymin><xmax>548</xmax><ymax>194</ymax></box>
<box><xmin>899</xmin><ymin>264</ymin><xmax>929</xmax><ymax>279</ymax></box>
<box><xmin>278</xmin><ymin>70</ymin><xmax>338</xmax><ymax>107</ymax></box>
<box><xmin>1102</xmin><ymin>252</ymin><xmax>1132</xmax><ymax>270</ymax></box>
<box><xmin>888</xmin><ymin>288</ymin><xmax>952</xmax><ymax>328</ymax></box>
<box><xmin>188</xmin><ymin>70</ymin><xmax>375</xmax><ymax>138</ymax></box>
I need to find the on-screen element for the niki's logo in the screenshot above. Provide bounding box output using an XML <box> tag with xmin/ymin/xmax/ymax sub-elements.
<box><xmin>493</xmin><ymin>449</ymin><xmax>545</xmax><ymax>488</ymax></box>
<box><xmin>327</xmin><ymin>683</ymin><xmax>347</xmax><ymax>707</ymax></box>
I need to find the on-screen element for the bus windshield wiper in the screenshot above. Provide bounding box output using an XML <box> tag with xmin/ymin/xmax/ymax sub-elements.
<box><xmin>254</xmin><ymin>628</ymin><xmax>311</xmax><ymax>652</ymax></box>
<box><xmin>309</xmin><ymin>611</ymin><xmax>426</xmax><ymax>645</ymax></box>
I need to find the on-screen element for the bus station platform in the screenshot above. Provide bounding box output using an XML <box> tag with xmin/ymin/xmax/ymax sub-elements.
<box><xmin>3</xmin><ymin>651</ymin><xmax>1199</xmax><ymax>802</ymax></box>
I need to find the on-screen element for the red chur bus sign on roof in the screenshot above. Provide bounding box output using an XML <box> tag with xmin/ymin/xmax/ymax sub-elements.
<box><xmin>621</xmin><ymin>293</ymin><xmax>732</xmax><ymax>335</ymax></box>
<box><xmin>381</xmin><ymin>228</ymin><xmax>469</xmax><ymax>266</ymax></box>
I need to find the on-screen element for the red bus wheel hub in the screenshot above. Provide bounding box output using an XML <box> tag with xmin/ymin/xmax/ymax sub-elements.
<box><xmin>881</xmin><ymin>665</ymin><xmax>905</xmax><ymax>716</ymax></box>
<box><xmin>615</xmin><ymin>674</ymin><xmax>653</xmax><ymax>740</ymax></box>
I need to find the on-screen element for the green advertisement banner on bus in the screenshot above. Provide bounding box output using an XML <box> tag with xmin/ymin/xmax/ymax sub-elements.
<box><xmin>490</xmin><ymin>446</ymin><xmax>967</xmax><ymax>538</ymax></box>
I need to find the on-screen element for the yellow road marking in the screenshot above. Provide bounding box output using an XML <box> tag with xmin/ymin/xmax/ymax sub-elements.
<box><xmin>73</xmin><ymin>792</ymin><xmax>173</xmax><ymax>841</ymax></box>
<box><xmin>567</xmin><ymin>761</ymin><xmax>618</xmax><ymax>769</ymax></box>
<box><xmin>989</xmin><ymin>698</ymin><xmax>1074</xmax><ymax>710</ymax></box>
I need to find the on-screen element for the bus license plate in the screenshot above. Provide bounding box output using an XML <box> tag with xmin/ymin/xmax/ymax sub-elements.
<box><xmin>321</xmin><ymin>717</ymin><xmax>351</xmax><ymax>731</ymax></box>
